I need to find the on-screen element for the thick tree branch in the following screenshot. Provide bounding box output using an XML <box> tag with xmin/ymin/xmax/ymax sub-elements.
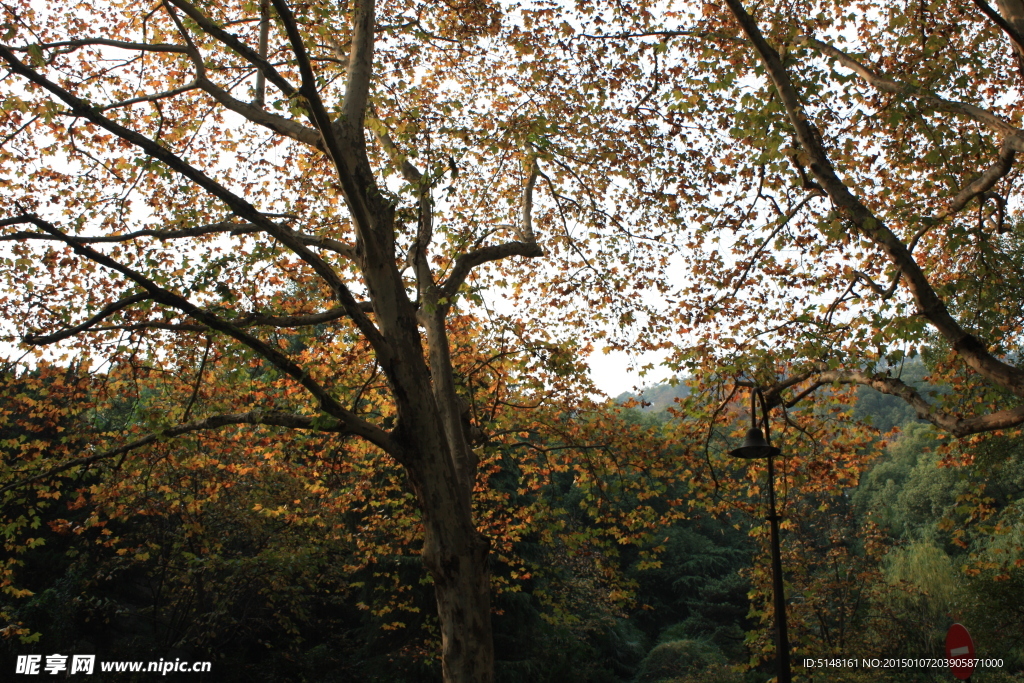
<box><xmin>343</xmin><ymin>0</ymin><xmax>375</xmax><ymax>124</ymax></box>
<box><xmin>723</xmin><ymin>0</ymin><xmax>1024</xmax><ymax>398</ymax></box>
<box><xmin>366</xmin><ymin>111</ymin><xmax>423</xmax><ymax>184</ymax></box>
<box><xmin>0</xmin><ymin>219</ymin><xmax>261</xmax><ymax>243</ymax></box>
<box><xmin>0</xmin><ymin>409</ymin><xmax>391</xmax><ymax>496</ymax></box>
<box><xmin>268</xmin><ymin>0</ymin><xmax>385</xmax><ymax>247</ymax></box>
<box><xmin>197</xmin><ymin>75</ymin><xmax>323</xmax><ymax>148</ymax></box>
<box><xmin>9</xmin><ymin>38</ymin><xmax>189</xmax><ymax>54</ymax></box>
<box><xmin>519</xmin><ymin>155</ymin><xmax>540</xmax><ymax>244</ymax></box>
<box><xmin>944</xmin><ymin>139</ymin><xmax>1016</xmax><ymax>215</ymax></box>
<box><xmin>269</xmin><ymin>0</ymin><xmax>350</xmax><ymax>167</ymax></box>
<box><xmin>1</xmin><ymin>218</ymin><xmax>357</xmax><ymax>259</ymax></box>
<box><xmin>68</xmin><ymin>303</ymin><xmax>375</xmax><ymax>336</ymax></box>
<box><xmin>759</xmin><ymin>368</ymin><xmax>1024</xmax><ymax>437</ymax></box>
<box><xmin>852</xmin><ymin>269</ymin><xmax>901</xmax><ymax>300</ymax></box>
<box><xmin>231</xmin><ymin>303</ymin><xmax>374</xmax><ymax>325</ymax></box>
<box><xmin>437</xmin><ymin>156</ymin><xmax>544</xmax><ymax>301</ymax></box>
<box><xmin>296</xmin><ymin>231</ymin><xmax>358</xmax><ymax>259</ymax></box>
<box><xmin>438</xmin><ymin>242</ymin><xmax>544</xmax><ymax>303</ymax></box>
<box><xmin>816</xmin><ymin>369</ymin><xmax>1024</xmax><ymax>437</ymax></box>
<box><xmin>971</xmin><ymin>0</ymin><xmax>1024</xmax><ymax>71</ymax></box>
<box><xmin>90</xmin><ymin>321</ymin><xmax>208</xmax><ymax>333</ymax></box>
<box><xmin>255</xmin><ymin>0</ymin><xmax>271</xmax><ymax>106</ymax></box>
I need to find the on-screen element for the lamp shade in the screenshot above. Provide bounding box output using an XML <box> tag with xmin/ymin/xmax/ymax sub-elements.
<box><xmin>729</xmin><ymin>427</ymin><xmax>781</xmax><ymax>459</ymax></box>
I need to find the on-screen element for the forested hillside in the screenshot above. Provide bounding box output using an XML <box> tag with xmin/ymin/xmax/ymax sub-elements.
<box><xmin>3</xmin><ymin>366</ymin><xmax>1022</xmax><ymax>682</ymax></box>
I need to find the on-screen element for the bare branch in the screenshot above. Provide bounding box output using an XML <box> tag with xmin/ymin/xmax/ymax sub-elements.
<box><xmin>164</xmin><ymin>0</ymin><xmax>300</xmax><ymax>98</ymax></box>
<box><xmin>0</xmin><ymin>220</ymin><xmax>249</xmax><ymax>243</ymax></box>
<box><xmin>0</xmin><ymin>409</ymin><xmax>393</xmax><ymax>496</ymax></box>
<box><xmin>23</xmin><ymin>292</ymin><xmax>150</xmax><ymax>344</ymax></box>
<box><xmin>728</xmin><ymin>190</ymin><xmax>820</xmax><ymax>300</ymax></box>
<box><xmin>91</xmin><ymin>321</ymin><xmax>207</xmax><ymax>333</ymax></box>
<box><xmin>798</xmin><ymin>35</ymin><xmax>1024</xmax><ymax>149</ymax></box>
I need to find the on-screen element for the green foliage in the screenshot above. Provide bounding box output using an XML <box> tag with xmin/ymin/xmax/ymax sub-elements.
<box><xmin>630</xmin><ymin>523</ymin><xmax>751</xmax><ymax>661</ymax></box>
<box><xmin>632</xmin><ymin>640</ymin><xmax>740</xmax><ymax>683</ymax></box>
<box><xmin>852</xmin><ymin>422</ymin><xmax>965</xmax><ymax>542</ymax></box>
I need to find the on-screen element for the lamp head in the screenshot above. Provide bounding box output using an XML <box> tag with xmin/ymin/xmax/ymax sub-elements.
<box><xmin>730</xmin><ymin>427</ymin><xmax>781</xmax><ymax>459</ymax></box>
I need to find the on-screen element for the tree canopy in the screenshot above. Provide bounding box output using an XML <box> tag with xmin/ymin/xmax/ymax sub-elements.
<box><xmin>3</xmin><ymin>0</ymin><xmax>1024</xmax><ymax>681</ymax></box>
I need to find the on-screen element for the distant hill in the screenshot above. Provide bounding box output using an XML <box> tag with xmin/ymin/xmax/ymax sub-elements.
<box><xmin>615</xmin><ymin>380</ymin><xmax>690</xmax><ymax>413</ymax></box>
<box><xmin>615</xmin><ymin>358</ymin><xmax>930</xmax><ymax>431</ymax></box>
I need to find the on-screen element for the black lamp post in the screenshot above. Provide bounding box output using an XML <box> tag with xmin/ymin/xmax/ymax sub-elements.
<box><xmin>730</xmin><ymin>386</ymin><xmax>791</xmax><ymax>683</ymax></box>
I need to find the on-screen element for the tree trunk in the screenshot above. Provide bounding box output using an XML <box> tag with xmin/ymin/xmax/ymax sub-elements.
<box><xmin>399</xmin><ymin>413</ymin><xmax>495</xmax><ymax>683</ymax></box>
<box><xmin>996</xmin><ymin>0</ymin><xmax>1024</xmax><ymax>78</ymax></box>
<box><xmin>385</xmin><ymin>323</ymin><xmax>495</xmax><ymax>679</ymax></box>
<box><xmin>424</xmin><ymin>520</ymin><xmax>494</xmax><ymax>683</ymax></box>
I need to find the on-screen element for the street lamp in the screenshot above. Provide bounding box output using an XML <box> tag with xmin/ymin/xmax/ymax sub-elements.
<box><xmin>730</xmin><ymin>386</ymin><xmax>791</xmax><ymax>683</ymax></box>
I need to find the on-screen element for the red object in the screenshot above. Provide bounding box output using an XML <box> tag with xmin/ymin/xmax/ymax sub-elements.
<box><xmin>945</xmin><ymin>623</ymin><xmax>975</xmax><ymax>680</ymax></box>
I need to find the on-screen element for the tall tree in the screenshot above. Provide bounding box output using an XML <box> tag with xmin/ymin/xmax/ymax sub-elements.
<box><xmin>0</xmin><ymin>1</ymin><xmax>695</xmax><ymax>678</ymax></box>
<box><xmin>0</xmin><ymin>0</ymin><xmax>587</xmax><ymax>679</ymax></box>
<box><xmin>568</xmin><ymin>0</ymin><xmax>1024</xmax><ymax>436</ymax></box>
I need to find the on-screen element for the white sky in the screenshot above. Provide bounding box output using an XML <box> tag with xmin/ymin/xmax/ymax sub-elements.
<box><xmin>586</xmin><ymin>346</ymin><xmax>674</xmax><ymax>397</ymax></box>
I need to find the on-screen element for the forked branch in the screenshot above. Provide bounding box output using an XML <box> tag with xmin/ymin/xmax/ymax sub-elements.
<box><xmin>164</xmin><ymin>0</ymin><xmax>299</xmax><ymax>98</ymax></box>
<box><xmin>438</xmin><ymin>156</ymin><xmax>544</xmax><ymax>302</ymax></box>
<box><xmin>944</xmin><ymin>139</ymin><xmax>1016</xmax><ymax>216</ymax></box>
<box><xmin>759</xmin><ymin>368</ymin><xmax>1024</xmax><ymax>437</ymax></box>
